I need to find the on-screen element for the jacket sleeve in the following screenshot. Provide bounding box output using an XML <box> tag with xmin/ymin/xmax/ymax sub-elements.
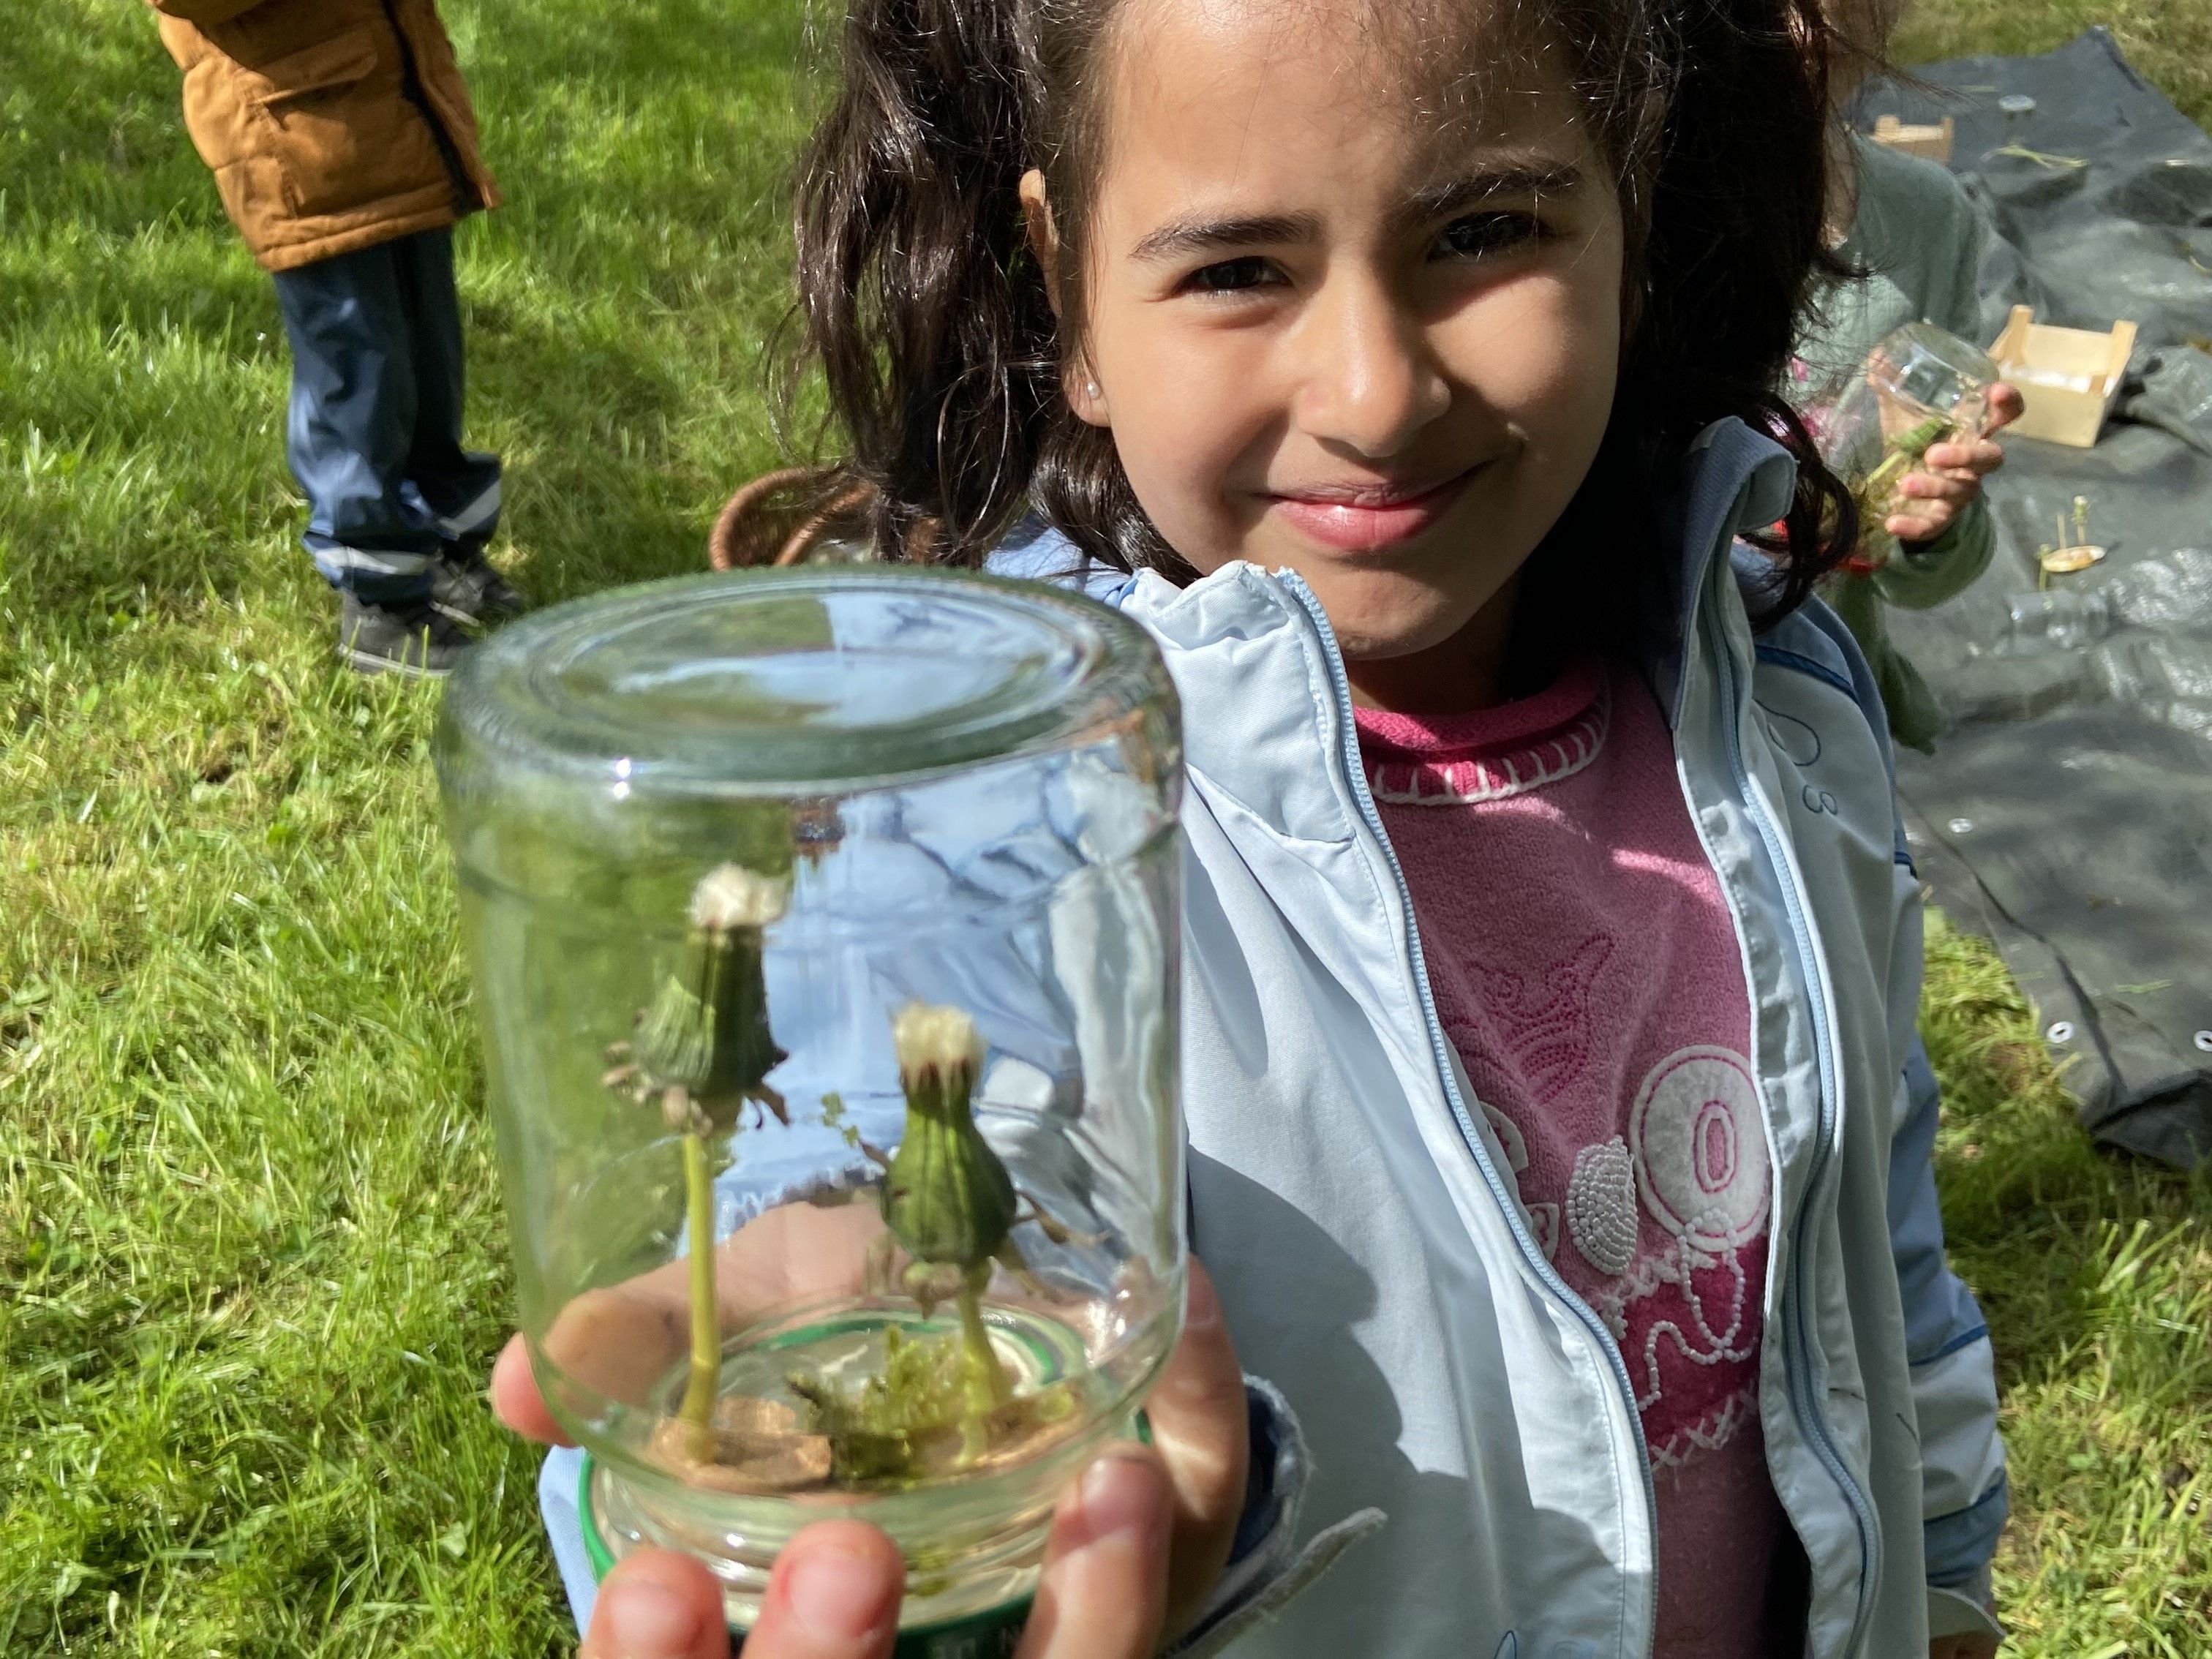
<box><xmin>1889</xmin><ymin>1039</ymin><xmax>2009</xmax><ymax>1620</ymax></box>
<box><xmin>146</xmin><ymin>0</ymin><xmax>272</xmax><ymax>26</ymax></box>
<box><xmin>1802</xmin><ymin>584</ymin><xmax>2011</xmax><ymax>1624</ymax></box>
<box><xmin>1873</xmin><ymin>493</ymin><xmax>1995</xmax><ymax>612</ymax></box>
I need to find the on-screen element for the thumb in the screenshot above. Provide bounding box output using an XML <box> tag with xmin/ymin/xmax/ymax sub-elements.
<box><xmin>581</xmin><ymin>1550</ymin><xmax>731</xmax><ymax>1659</ymax></box>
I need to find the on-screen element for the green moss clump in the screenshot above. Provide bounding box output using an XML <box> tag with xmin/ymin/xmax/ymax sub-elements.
<box><xmin>787</xmin><ymin>1323</ymin><xmax>1077</xmax><ymax>1487</ymax></box>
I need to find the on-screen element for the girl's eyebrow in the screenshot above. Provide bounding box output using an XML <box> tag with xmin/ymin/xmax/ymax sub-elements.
<box><xmin>1126</xmin><ymin>161</ymin><xmax>1583</xmax><ymax>263</ymax></box>
<box><xmin>1129</xmin><ymin>211</ymin><xmax>1322</xmax><ymax>263</ymax></box>
<box><xmin>1399</xmin><ymin>162</ymin><xmax>1584</xmax><ymax>227</ymax></box>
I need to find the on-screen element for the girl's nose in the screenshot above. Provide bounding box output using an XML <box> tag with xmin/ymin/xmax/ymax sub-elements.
<box><xmin>1290</xmin><ymin>274</ymin><xmax>1451</xmax><ymax>460</ymax></box>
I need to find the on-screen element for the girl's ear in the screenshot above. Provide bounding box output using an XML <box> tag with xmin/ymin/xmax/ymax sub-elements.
<box><xmin>1020</xmin><ymin>168</ymin><xmax>1110</xmax><ymax>427</ymax></box>
<box><xmin>1017</xmin><ymin>170</ymin><xmax>1063</xmax><ymax>316</ymax></box>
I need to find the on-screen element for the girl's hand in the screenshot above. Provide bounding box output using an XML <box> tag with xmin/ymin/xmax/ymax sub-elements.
<box><xmin>496</xmin><ymin>1258</ymin><xmax>1248</xmax><ymax>1648</ymax></box>
<box><xmin>579</xmin><ymin>1450</ymin><xmax>1175</xmax><ymax>1659</ymax></box>
<box><xmin>1884</xmin><ymin>383</ymin><xmax>2023</xmax><ymax>546</ymax></box>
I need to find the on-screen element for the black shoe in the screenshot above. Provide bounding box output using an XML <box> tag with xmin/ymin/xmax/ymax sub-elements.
<box><xmin>429</xmin><ymin>549</ymin><xmax>525</xmax><ymax>626</ymax></box>
<box><xmin>339</xmin><ymin>592</ymin><xmax>474</xmax><ymax>677</ymax></box>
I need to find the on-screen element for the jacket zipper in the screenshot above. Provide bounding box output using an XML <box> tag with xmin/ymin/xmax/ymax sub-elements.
<box><xmin>1276</xmin><ymin>570</ymin><xmax>1660</xmax><ymax>1659</ymax></box>
<box><xmin>1702</xmin><ymin>603</ymin><xmax>1881</xmax><ymax>1657</ymax></box>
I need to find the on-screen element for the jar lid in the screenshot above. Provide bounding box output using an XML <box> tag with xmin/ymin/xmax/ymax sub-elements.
<box><xmin>440</xmin><ymin>567</ymin><xmax>1170</xmax><ymax>797</ymax></box>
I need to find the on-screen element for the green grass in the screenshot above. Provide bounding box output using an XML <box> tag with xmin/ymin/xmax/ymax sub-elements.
<box><xmin>0</xmin><ymin>2</ymin><xmax>812</xmax><ymax>1652</ymax></box>
<box><xmin>1895</xmin><ymin>0</ymin><xmax>2212</xmax><ymax>127</ymax></box>
<box><xmin>0</xmin><ymin>1</ymin><xmax>2205</xmax><ymax>1654</ymax></box>
<box><xmin>1920</xmin><ymin>916</ymin><xmax>2212</xmax><ymax>1655</ymax></box>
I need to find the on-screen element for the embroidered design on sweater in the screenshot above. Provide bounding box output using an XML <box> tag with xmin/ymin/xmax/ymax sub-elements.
<box><xmin>1629</xmin><ymin>1046</ymin><xmax>1769</xmax><ymax>1252</ymax></box>
<box><xmin>1451</xmin><ymin>934</ymin><xmax>1614</xmax><ymax>1105</ymax></box>
<box><xmin>1565</xmin><ymin>1137</ymin><xmax>1638</xmax><ymax>1276</ymax></box>
<box><xmin>1591</xmin><ymin>1045</ymin><xmax>1773</xmax><ymax>1453</ymax></box>
<box><xmin>1527</xmin><ymin>1202</ymin><xmax>1561</xmax><ymax>1261</ymax></box>
<box><xmin>1482</xmin><ymin>1099</ymin><xmax>1531</xmax><ymax>1174</ymax></box>
<box><xmin>1366</xmin><ymin>680</ymin><xmax>1611</xmax><ymax>805</ymax></box>
<box><xmin>1633</xmin><ymin>1223</ymin><xmax>1757</xmax><ymax>1409</ymax></box>
<box><xmin>1647</xmin><ymin>1384</ymin><xmax>1760</xmax><ymax>1470</ymax></box>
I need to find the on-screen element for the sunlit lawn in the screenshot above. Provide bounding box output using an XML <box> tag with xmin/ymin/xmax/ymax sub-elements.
<box><xmin>2</xmin><ymin>2</ymin><xmax>2206</xmax><ymax>1652</ymax></box>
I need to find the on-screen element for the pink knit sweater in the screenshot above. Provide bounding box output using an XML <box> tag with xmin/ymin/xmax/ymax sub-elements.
<box><xmin>1355</xmin><ymin>656</ymin><xmax>1795</xmax><ymax>1655</ymax></box>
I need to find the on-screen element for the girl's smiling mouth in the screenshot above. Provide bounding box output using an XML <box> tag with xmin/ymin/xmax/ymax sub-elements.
<box><xmin>1264</xmin><ymin>465</ymin><xmax>1483</xmax><ymax>552</ymax></box>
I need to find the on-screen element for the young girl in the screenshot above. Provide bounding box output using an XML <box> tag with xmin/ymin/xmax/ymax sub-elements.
<box><xmin>504</xmin><ymin>0</ymin><xmax>2010</xmax><ymax>1651</ymax></box>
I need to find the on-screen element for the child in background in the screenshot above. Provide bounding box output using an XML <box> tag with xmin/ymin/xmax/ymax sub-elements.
<box><xmin>497</xmin><ymin>0</ymin><xmax>2009</xmax><ymax>1650</ymax></box>
<box><xmin>1794</xmin><ymin>0</ymin><xmax>2025</xmax><ymax>749</ymax></box>
<box><xmin>149</xmin><ymin>0</ymin><xmax>520</xmax><ymax>676</ymax></box>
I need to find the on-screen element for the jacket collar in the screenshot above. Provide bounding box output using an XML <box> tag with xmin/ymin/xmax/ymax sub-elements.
<box><xmin>1643</xmin><ymin>418</ymin><xmax>1798</xmax><ymax>726</ymax></box>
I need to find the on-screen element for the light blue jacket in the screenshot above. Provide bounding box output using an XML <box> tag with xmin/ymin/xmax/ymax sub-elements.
<box><xmin>541</xmin><ymin>418</ymin><xmax>2004</xmax><ymax>1655</ymax></box>
<box><xmin>997</xmin><ymin>417</ymin><xmax>2005</xmax><ymax>1657</ymax></box>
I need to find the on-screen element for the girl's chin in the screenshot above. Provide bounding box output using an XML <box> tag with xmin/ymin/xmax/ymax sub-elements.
<box><xmin>1292</xmin><ymin>592</ymin><xmax>1468</xmax><ymax>668</ymax></box>
<box><xmin>1298</xmin><ymin>579</ymin><xmax>1488</xmax><ymax>664</ymax></box>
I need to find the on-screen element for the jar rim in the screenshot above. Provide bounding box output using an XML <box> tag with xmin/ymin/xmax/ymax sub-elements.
<box><xmin>439</xmin><ymin>567</ymin><xmax>1173</xmax><ymax>797</ymax></box>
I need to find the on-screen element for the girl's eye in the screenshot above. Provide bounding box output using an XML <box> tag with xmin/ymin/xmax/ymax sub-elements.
<box><xmin>1181</xmin><ymin>256</ymin><xmax>1276</xmax><ymax>295</ymax></box>
<box><xmin>1434</xmin><ymin>211</ymin><xmax>1546</xmax><ymax>261</ymax></box>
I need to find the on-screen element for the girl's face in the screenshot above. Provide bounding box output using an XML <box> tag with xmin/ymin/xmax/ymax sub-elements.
<box><xmin>1050</xmin><ymin>0</ymin><xmax>1624</xmax><ymax>712</ymax></box>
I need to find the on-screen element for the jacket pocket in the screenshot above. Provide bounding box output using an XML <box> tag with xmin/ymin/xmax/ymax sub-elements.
<box><xmin>244</xmin><ymin>26</ymin><xmax>448</xmax><ymax>225</ymax></box>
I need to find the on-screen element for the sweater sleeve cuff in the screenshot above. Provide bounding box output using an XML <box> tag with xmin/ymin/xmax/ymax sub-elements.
<box><xmin>1925</xmin><ymin>1467</ymin><xmax>2009</xmax><ymax>1589</ymax></box>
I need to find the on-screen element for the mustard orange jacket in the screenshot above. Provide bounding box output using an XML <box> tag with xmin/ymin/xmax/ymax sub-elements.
<box><xmin>149</xmin><ymin>0</ymin><xmax>499</xmax><ymax>272</ymax></box>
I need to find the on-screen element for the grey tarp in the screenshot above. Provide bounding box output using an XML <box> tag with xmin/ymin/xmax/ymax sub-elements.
<box><xmin>1856</xmin><ymin>31</ymin><xmax>2212</xmax><ymax>1166</ymax></box>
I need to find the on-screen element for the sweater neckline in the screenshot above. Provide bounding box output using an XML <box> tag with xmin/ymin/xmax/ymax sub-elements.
<box><xmin>1353</xmin><ymin>655</ymin><xmax>1611</xmax><ymax>806</ymax></box>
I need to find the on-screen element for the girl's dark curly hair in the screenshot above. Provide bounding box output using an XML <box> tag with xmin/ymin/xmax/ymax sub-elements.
<box><xmin>788</xmin><ymin>0</ymin><xmax>1854</xmax><ymax>636</ymax></box>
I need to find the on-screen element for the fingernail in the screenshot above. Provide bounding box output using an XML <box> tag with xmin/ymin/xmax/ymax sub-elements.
<box><xmin>786</xmin><ymin>1542</ymin><xmax>897</xmax><ymax>1642</ymax></box>
<box><xmin>603</xmin><ymin>1576</ymin><xmax>703</xmax><ymax>1657</ymax></box>
<box><xmin>1079</xmin><ymin>1453</ymin><xmax>1167</xmax><ymax>1544</ymax></box>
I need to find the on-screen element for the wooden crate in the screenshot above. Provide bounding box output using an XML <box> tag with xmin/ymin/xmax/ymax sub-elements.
<box><xmin>1990</xmin><ymin>306</ymin><xmax>2137</xmax><ymax>448</ymax></box>
<box><xmin>1870</xmin><ymin>114</ymin><xmax>1955</xmax><ymax>165</ymax></box>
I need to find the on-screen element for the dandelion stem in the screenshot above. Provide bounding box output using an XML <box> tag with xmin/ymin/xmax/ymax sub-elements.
<box><xmin>956</xmin><ymin>1278</ymin><xmax>1010</xmax><ymax>1408</ymax></box>
<box><xmin>680</xmin><ymin>1130</ymin><xmax>720</xmax><ymax>1439</ymax></box>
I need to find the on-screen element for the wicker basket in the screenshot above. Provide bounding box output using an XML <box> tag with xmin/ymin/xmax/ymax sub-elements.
<box><xmin>705</xmin><ymin>466</ymin><xmax>879</xmax><ymax>571</ymax></box>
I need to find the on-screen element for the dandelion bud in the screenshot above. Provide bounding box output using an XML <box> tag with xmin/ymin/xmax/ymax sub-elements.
<box><xmin>883</xmin><ymin>1003</ymin><xmax>1015</xmax><ymax>1271</ymax></box>
<box><xmin>689</xmin><ymin>863</ymin><xmax>788</xmax><ymax>934</ymax></box>
<box><xmin>624</xmin><ymin>863</ymin><xmax>789</xmax><ymax>1129</ymax></box>
<box><xmin>892</xmin><ymin>1003</ymin><xmax>984</xmax><ymax>1111</ymax></box>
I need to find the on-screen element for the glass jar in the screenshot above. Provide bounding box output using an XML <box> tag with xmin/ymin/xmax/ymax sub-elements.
<box><xmin>435</xmin><ymin>567</ymin><xmax>1184</xmax><ymax>1638</ymax></box>
<box><xmin>1819</xmin><ymin>321</ymin><xmax>2001</xmax><ymax>570</ymax></box>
